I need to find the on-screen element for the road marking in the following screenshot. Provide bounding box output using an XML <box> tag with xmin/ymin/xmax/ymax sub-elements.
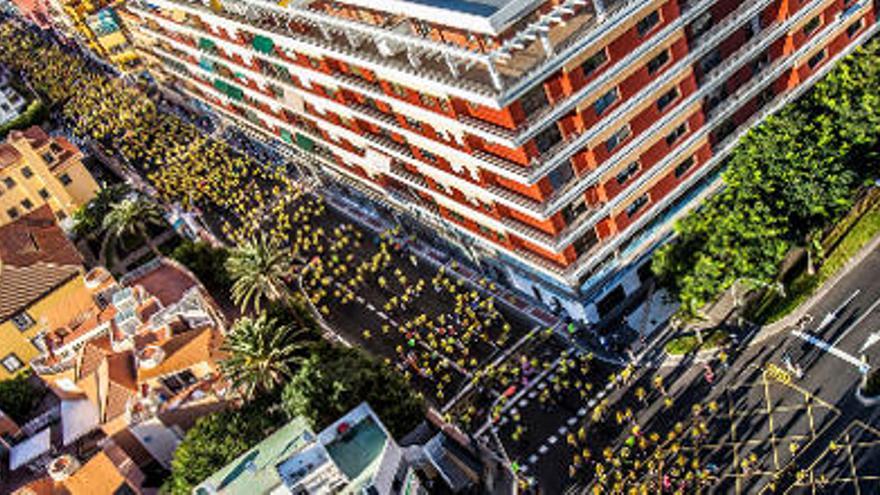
<box><xmin>817</xmin><ymin>290</ymin><xmax>861</xmax><ymax>334</ymax></box>
<box><xmin>355</xmin><ymin>296</ymin><xmax>365</xmax><ymax>303</ymax></box>
<box><xmin>376</xmin><ymin>311</ymin><xmax>388</xmax><ymax>320</ymax></box>
<box><xmin>792</xmin><ymin>330</ymin><xmax>870</xmax><ymax>374</ymax></box>
<box><xmin>861</xmin><ymin>331</ymin><xmax>880</xmax><ymax>353</ymax></box>
<box><xmin>832</xmin><ymin>291</ymin><xmax>880</xmax><ymax>347</ymax></box>
<box><xmin>366</xmin><ymin>303</ymin><xmax>375</xmax><ymax>311</ymax></box>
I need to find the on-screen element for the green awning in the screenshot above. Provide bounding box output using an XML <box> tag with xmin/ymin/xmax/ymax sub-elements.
<box><xmin>213</xmin><ymin>78</ymin><xmax>227</xmax><ymax>92</ymax></box>
<box><xmin>198</xmin><ymin>37</ymin><xmax>216</xmax><ymax>51</ymax></box>
<box><xmin>281</xmin><ymin>129</ymin><xmax>293</xmax><ymax>144</ymax></box>
<box><xmin>227</xmin><ymin>85</ymin><xmax>244</xmax><ymax>100</ymax></box>
<box><xmin>295</xmin><ymin>132</ymin><xmax>314</xmax><ymax>152</ymax></box>
<box><xmin>252</xmin><ymin>35</ymin><xmax>274</xmax><ymax>54</ymax></box>
<box><xmin>199</xmin><ymin>57</ymin><xmax>214</xmax><ymax>72</ymax></box>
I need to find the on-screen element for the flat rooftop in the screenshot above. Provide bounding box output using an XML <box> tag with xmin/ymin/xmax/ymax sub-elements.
<box><xmin>323</xmin><ymin>0</ymin><xmax>542</xmax><ymax>34</ymax></box>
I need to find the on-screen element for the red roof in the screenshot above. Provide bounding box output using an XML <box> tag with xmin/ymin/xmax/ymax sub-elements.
<box><xmin>0</xmin><ymin>205</ymin><xmax>83</xmax><ymax>268</ymax></box>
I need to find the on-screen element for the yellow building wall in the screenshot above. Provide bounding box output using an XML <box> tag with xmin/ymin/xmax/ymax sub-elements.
<box><xmin>0</xmin><ymin>137</ymin><xmax>99</xmax><ymax>226</ymax></box>
<box><xmin>0</xmin><ymin>274</ymin><xmax>97</xmax><ymax>380</ymax></box>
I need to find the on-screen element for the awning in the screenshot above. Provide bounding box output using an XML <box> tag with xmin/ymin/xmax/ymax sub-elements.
<box><xmin>199</xmin><ymin>58</ymin><xmax>214</xmax><ymax>72</ymax></box>
<box><xmin>198</xmin><ymin>37</ymin><xmax>216</xmax><ymax>51</ymax></box>
<box><xmin>61</xmin><ymin>399</ymin><xmax>99</xmax><ymax>446</ymax></box>
<box><xmin>281</xmin><ymin>129</ymin><xmax>293</xmax><ymax>144</ymax></box>
<box><xmin>252</xmin><ymin>35</ymin><xmax>274</xmax><ymax>54</ymax></box>
<box><xmin>295</xmin><ymin>132</ymin><xmax>314</xmax><ymax>152</ymax></box>
<box><xmin>9</xmin><ymin>428</ymin><xmax>51</xmax><ymax>471</ymax></box>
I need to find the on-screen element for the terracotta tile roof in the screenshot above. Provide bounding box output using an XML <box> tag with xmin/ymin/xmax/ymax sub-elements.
<box><xmin>11</xmin><ymin>126</ymin><xmax>50</xmax><ymax>149</ymax></box>
<box><xmin>75</xmin><ymin>340</ymin><xmax>137</xmax><ymax>423</ymax></box>
<box><xmin>0</xmin><ymin>205</ymin><xmax>85</xmax><ymax>322</ymax></box>
<box><xmin>0</xmin><ymin>143</ymin><xmax>21</xmax><ymax>168</ymax></box>
<box><xmin>137</xmin><ymin>326</ymin><xmax>221</xmax><ymax>381</ymax></box>
<box><xmin>62</xmin><ymin>451</ymin><xmax>131</xmax><ymax>495</ymax></box>
<box><xmin>110</xmin><ymin>428</ymin><xmax>157</xmax><ymax>468</ymax></box>
<box><xmin>124</xmin><ymin>260</ymin><xmax>198</xmax><ymax>307</ymax></box>
<box><xmin>0</xmin><ymin>205</ymin><xmax>83</xmax><ymax>268</ymax></box>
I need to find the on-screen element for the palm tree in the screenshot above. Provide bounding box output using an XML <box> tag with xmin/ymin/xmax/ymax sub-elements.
<box><xmin>220</xmin><ymin>315</ymin><xmax>308</xmax><ymax>399</ymax></box>
<box><xmin>226</xmin><ymin>233</ymin><xmax>293</xmax><ymax>313</ymax></box>
<box><xmin>102</xmin><ymin>195</ymin><xmax>165</xmax><ymax>263</ymax></box>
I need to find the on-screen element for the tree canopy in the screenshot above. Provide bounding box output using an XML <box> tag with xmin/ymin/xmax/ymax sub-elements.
<box><xmin>281</xmin><ymin>344</ymin><xmax>424</xmax><ymax>440</ymax></box>
<box><xmin>653</xmin><ymin>39</ymin><xmax>880</xmax><ymax>317</ymax></box>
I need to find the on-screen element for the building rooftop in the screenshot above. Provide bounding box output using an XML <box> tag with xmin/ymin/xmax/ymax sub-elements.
<box><xmin>0</xmin><ymin>205</ymin><xmax>84</xmax><ymax>323</ymax></box>
<box><xmin>197</xmin><ymin>416</ymin><xmax>317</xmax><ymax>494</ymax></box>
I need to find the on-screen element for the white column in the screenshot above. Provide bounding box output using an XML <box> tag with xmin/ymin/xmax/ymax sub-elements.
<box><xmin>593</xmin><ymin>0</ymin><xmax>606</xmax><ymax>21</ymax></box>
<box><xmin>539</xmin><ymin>33</ymin><xmax>554</xmax><ymax>56</ymax></box>
<box><xmin>486</xmin><ymin>58</ymin><xmax>503</xmax><ymax>91</ymax></box>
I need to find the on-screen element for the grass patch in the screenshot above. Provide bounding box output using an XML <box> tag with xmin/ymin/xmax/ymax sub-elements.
<box><xmin>665</xmin><ymin>329</ymin><xmax>729</xmax><ymax>355</ymax></box>
<box><xmin>752</xmin><ymin>204</ymin><xmax>880</xmax><ymax>324</ymax></box>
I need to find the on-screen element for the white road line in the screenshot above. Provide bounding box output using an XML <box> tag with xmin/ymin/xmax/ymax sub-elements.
<box><xmin>376</xmin><ymin>311</ymin><xmax>388</xmax><ymax>320</ymax></box>
<box><xmin>366</xmin><ymin>303</ymin><xmax>375</xmax><ymax>311</ymax></box>
<box><xmin>831</xmin><ymin>291</ymin><xmax>880</xmax><ymax>347</ymax></box>
<box><xmin>792</xmin><ymin>330</ymin><xmax>870</xmax><ymax>374</ymax></box>
<box><xmin>355</xmin><ymin>296</ymin><xmax>365</xmax><ymax>303</ymax></box>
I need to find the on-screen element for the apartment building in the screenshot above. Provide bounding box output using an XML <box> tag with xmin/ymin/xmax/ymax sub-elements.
<box><xmin>0</xmin><ymin>126</ymin><xmax>99</xmax><ymax>227</ymax></box>
<box><xmin>121</xmin><ymin>0</ymin><xmax>878</xmax><ymax>322</ymax></box>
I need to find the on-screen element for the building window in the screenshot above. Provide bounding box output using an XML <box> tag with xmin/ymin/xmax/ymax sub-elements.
<box><xmin>847</xmin><ymin>18</ymin><xmax>864</xmax><ymax>38</ymax></box>
<box><xmin>3</xmin><ymin>177</ymin><xmax>15</xmax><ymax>189</ymax></box>
<box><xmin>561</xmin><ymin>196</ymin><xmax>588</xmax><ymax>223</ymax></box>
<box><xmin>700</xmin><ymin>49</ymin><xmax>723</xmax><ymax>74</ymax></box>
<box><xmin>615</xmin><ymin>161</ymin><xmax>640</xmax><ymax>185</ymax></box>
<box><xmin>674</xmin><ymin>155</ymin><xmax>695</xmax><ymax>178</ymax></box>
<box><xmin>160</xmin><ymin>369</ymin><xmax>198</xmax><ymax>394</ymax></box>
<box><xmin>11</xmin><ymin>312</ymin><xmax>35</xmax><ymax>331</ymax></box>
<box><xmin>691</xmin><ymin>11</ymin><xmax>713</xmax><ymax>39</ymax></box>
<box><xmin>625</xmin><ymin>194</ymin><xmax>650</xmax><ymax>217</ymax></box>
<box><xmin>593</xmin><ymin>87</ymin><xmax>619</xmax><ymax>116</ymax></box>
<box><xmin>59</xmin><ymin>173</ymin><xmax>73</xmax><ymax>186</ymax></box>
<box><xmin>548</xmin><ymin>162</ymin><xmax>574</xmax><ymax>190</ymax></box>
<box><xmin>803</xmin><ymin>16</ymin><xmax>821</xmax><ymax>36</ymax></box>
<box><xmin>534</xmin><ymin>124</ymin><xmax>563</xmax><ymax>154</ymax></box>
<box><xmin>572</xmin><ymin>229</ymin><xmax>598</xmax><ymax>255</ymax></box>
<box><xmin>388</xmin><ymin>82</ymin><xmax>408</xmax><ymax>98</ymax></box>
<box><xmin>636</xmin><ymin>10</ymin><xmax>660</xmax><ymax>37</ymax></box>
<box><xmin>404</xmin><ymin>116</ymin><xmax>422</xmax><ymax>131</ymax></box>
<box><xmin>418</xmin><ymin>93</ymin><xmax>436</xmax><ymax>108</ymax></box>
<box><xmin>21</xmin><ymin>198</ymin><xmax>33</xmax><ymax>210</ymax></box>
<box><xmin>1</xmin><ymin>354</ymin><xmax>23</xmax><ymax>374</ymax></box>
<box><xmin>519</xmin><ymin>84</ymin><xmax>550</xmax><ymax>116</ymax></box>
<box><xmin>20</xmin><ymin>166</ymin><xmax>33</xmax><ymax>179</ymax></box>
<box><xmin>807</xmin><ymin>49</ymin><xmax>826</xmax><ymax>70</ymax></box>
<box><xmin>447</xmin><ymin>210</ymin><xmax>464</xmax><ymax>222</ymax></box>
<box><xmin>581</xmin><ymin>48</ymin><xmax>608</xmax><ymax>78</ymax></box>
<box><xmin>6</xmin><ymin>207</ymin><xmax>19</xmax><ymax>219</ymax></box>
<box><xmin>665</xmin><ymin>123</ymin><xmax>688</xmax><ymax>146</ymax></box>
<box><xmin>56</xmin><ymin>210</ymin><xmax>67</xmax><ymax>221</ymax></box>
<box><xmin>605</xmin><ymin>125</ymin><xmax>631</xmax><ymax>153</ymax></box>
<box><xmin>656</xmin><ymin>87</ymin><xmax>679</xmax><ymax>112</ymax></box>
<box><xmin>646</xmin><ymin>49</ymin><xmax>670</xmax><ymax>75</ymax></box>
<box><xmin>420</xmin><ymin>148</ymin><xmax>437</xmax><ymax>163</ymax></box>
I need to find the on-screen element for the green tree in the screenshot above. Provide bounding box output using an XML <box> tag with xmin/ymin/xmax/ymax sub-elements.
<box><xmin>171</xmin><ymin>240</ymin><xmax>231</xmax><ymax>298</ymax></box>
<box><xmin>226</xmin><ymin>233</ymin><xmax>293</xmax><ymax>313</ymax></box>
<box><xmin>220</xmin><ymin>315</ymin><xmax>310</xmax><ymax>400</ymax></box>
<box><xmin>165</xmin><ymin>399</ymin><xmax>283</xmax><ymax>495</ymax></box>
<box><xmin>281</xmin><ymin>344</ymin><xmax>424</xmax><ymax>439</ymax></box>
<box><xmin>0</xmin><ymin>371</ymin><xmax>44</xmax><ymax>424</ymax></box>
<box><xmin>71</xmin><ymin>183</ymin><xmax>131</xmax><ymax>238</ymax></box>
<box><xmin>102</xmin><ymin>195</ymin><xmax>166</xmax><ymax>259</ymax></box>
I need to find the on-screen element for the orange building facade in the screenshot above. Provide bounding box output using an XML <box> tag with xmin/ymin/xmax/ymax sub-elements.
<box><xmin>121</xmin><ymin>0</ymin><xmax>877</xmax><ymax>321</ymax></box>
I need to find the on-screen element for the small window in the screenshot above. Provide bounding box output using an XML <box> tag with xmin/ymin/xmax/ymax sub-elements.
<box><xmin>519</xmin><ymin>84</ymin><xmax>550</xmax><ymax>116</ymax></box>
<box><xmin>593</xmin><ymin>88</ymin><xmax>619</xmax><ymax>116</ymax></box>
<box><xmin>803</xmin><ymin>16</ymin><xmax>821</xmax><ymax>36</ymax></box>
<box><xmin>572</xmin><ymin>229</ymin><xmax>598</xmax><ymax>255</ymax></box>
<box><xmin>548</xmin><ymin>162</ymin><xmax>574</xmax><ymax>190</ymax></box>
<box><xmin>41</xmin><ymin>152</ymin><xmax>54</xmax><ymax>164</ymax></box>
<box><xmin>656</xmin><ymin>87</ymin><xmax>679</xmax><ymax>112</ymax></box>
<box><xmin>59</xmin><ymin>173</ymin><xmax>73</xmax><ymax>186</ymax></box>
<box><xmin>674</xmin><ymin>155</ymin><xmax>695</xmax><ymax>178</ymax></box>
<box><xmin>534</xmin><ymin>124</ymin><xmax>563</xmax><ymax>154</ymax></box>
<box><xmin>625</xmin><ymin>194</ymin><xmax>649</xmax><ymax>217</ymax></box>
<box><xmin>647</xmin><ymin>49</ymin><xmax>670</xmax><ymax>74</ymax></box>
<box><xmin>847</xmin><ymin>18</ymin><xmax>864</xmax><ymax>38</ymax></box>
<box><xmin>6</xmin><ymin>207</ymin><xmax>19</xmax><ymax>219</ymax></box>
<box><xmin>691</xmin><ymin>11</ymin><xmax>713</xmax><ymax>39</ymax></box>
<box><xmin>21</xmin><ymin>198</ymin><xmax>33</xmax><ymax>210</ymax></box>
<box><xmin>404</xmin><ymin>116</ymin><xmax>422</xmax><ymax>130</ymax></box>
<box><xmin>389</xmin><ymin>82</ymin><xmax>408</xmax><ymax>98</ymax></box>
<box><xmin>56</xmin><ymin>210</ymin><xmax>67</xmax><ymax>221</ymax></box>
<box><xmin>1</xmin><ymin>354</ymin><xmax>23</xmax><ymax>373</ymax></box>
<box><xmin>11</xmin><ymin>312</ymin><xmax>35</xmax><ymax>331</ymax></box>
<box><xmin>616</xmin><ymin>161</ymin><xmax>640</xmax><ymax>185</ymax></box>
<box><xmin>3</xmin><ymin>177</ymin><xmax>15</xmax><ymax>189</ymax></box>
<box><xmin>637</xmin><ymin>10</ymin><xmax>660</xmax><ymax>37</ymax></box>
<box><xmin>807</xmin><ymin>49</ymin><xmax>826</xmax><ymax>70</ymax></box>
<box><xmin>420</xmin><ymin>148</ymin><xmax>437</xmax><ymax>163</ymax></box>
<box><xmin>20</xmin><ymin>166</ymin><xmax>33</xmax><ymax>179</ymax></box>
<box><xmin>581</xmin><ymin>49</ymin><xmax>608</xmax><ymax>78</ymax></box>
<box><xmin>418</xmin><ymin>93</ymin><xmax>436</xmax><ymax>108</ymax></box>
<box><xmin>665</xmin><ymin>123</ymin><xmax>687</xmax><ymax>146</ymax></box>
<box><xmin>605</xmin><ymin>125</ymin><xmax>631</xmax><ymax>153</ymax></box>
<box><xmin>38</xmin><ymin>188</ymin><xmax>50</xmax><ymax>199</ymax></box>
<box><xmin>160</xmin><ymin>369</ymin><xmax>198</xmax><ymax>394</ymax></box>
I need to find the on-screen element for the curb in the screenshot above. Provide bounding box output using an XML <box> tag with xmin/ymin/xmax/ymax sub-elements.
<box><xmin>752</xmin><ymin>228</ymin><xmax>880</xmax><ymax>345</ymax></box>
<box><xmin>855</xmin><ymin>386</ymin><xmax>880</xmax><ymax>407</ymax></box>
